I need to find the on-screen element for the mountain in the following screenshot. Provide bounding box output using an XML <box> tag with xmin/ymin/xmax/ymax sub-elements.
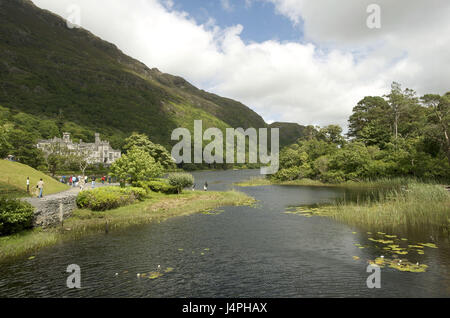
<box><xmin>0</xmin><ymin>0</ymin><xmax>267</xmax><ymax>149</ymax></box>
<box><xmin>269</xmin><ymin>122</ymin><xmax>308</xmax><ymax>148</ymax></box>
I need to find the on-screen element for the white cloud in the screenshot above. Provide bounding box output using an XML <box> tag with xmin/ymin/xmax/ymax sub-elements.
<box><xmin>221</xmin><ymin>0</ymin><xmax>234</xmax><ymax>12</ymax></box>
<box><xmin>30</xmin><ymin>0</ymin><xmax>450</xmax><ymax>129</ymax></box>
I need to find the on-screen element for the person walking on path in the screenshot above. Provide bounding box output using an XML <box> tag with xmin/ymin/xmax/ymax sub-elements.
<box><xmin>37</xmin><ymin>179</ymin><xmax>44</xmax><ymax>198</ymax></box>
<box><xmin>91</xmin><ymin>176</ymin><xmax>96</xmax><ymax>189</ymax></box>
<box><xmin>79</xmin><ymin>177</ymin><xmax>85</xmax><ymax>191</ymax></box>
<box><xmin>204</xmin><ymin>181</ymin><xmax>208</xmax><ymax>191</ymax></box>
<box><xmin>26</xmin><ymin>177</ymin><xmax>30</xmax><ymax>194</ymax></box>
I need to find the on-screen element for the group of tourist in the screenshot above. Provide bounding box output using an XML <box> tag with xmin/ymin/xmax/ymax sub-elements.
<box><xmin>27</xmin><ymin>176</ymin><xmax>45</xmax><ymax>199</ymax></box>
<box><xmin>26</xmin><ymin>174</ymin><xmax>116</xmax><ymax>199</ymax></box>
<box><xmin>59</xmin><ymin>175</ymin><xmax>113</xmax><ymax>189</ymax></box>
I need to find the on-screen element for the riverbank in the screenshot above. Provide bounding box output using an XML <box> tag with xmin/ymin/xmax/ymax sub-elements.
<box><xmin>328</xmin><ymin>182</ymin><xmax>450</xmax><ymax>231</ymax></box>
<box><xmin>288</xmin><ymin>181</ymin><xmax>450</xmax><ymax>233</ymax></box>
<box><xmin>235</xmin><ymin>176</ymin><xmax>437</xmax><ymax>189</ymax></box>
<box><xmin>0</xmin><ymin>190</ymin><xmax>255</xmax><ymax>262</ymax></box>
<box><xmin>237</xmin><ymin>176</ymin><xmax>450</xmax><ymax>232</ymax></box>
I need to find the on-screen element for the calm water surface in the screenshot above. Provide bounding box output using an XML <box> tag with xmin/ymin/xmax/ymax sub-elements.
<box><xmin>0</xmin><ymin>169</ymin><xmax>449</xmax><ymax>297</ymax></box>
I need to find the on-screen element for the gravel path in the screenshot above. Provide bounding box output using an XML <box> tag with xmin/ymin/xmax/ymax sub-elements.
<box><xmin>23</xmin><ymin>183</ymin><xmax>119</xmax><ymax>208</ymax></box>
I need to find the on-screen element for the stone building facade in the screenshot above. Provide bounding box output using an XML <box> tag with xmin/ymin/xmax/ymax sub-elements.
<box><xmin>37</xmin><ymin>132</ymin><xmax>121</xmax><ymax>165</ymax></box>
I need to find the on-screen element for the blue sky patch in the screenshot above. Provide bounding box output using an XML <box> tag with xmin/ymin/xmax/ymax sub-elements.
<box><xmin>169</xmin><ymin>0</ymin><xmax>304</xmax><ymax>43</ymax></box>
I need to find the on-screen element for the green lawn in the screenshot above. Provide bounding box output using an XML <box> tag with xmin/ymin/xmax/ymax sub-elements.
<box><xmin>0</xmin><ymin>181</ymin><xmax>28</xmax><ymax>198</ymax></box>
<box><xmin>0</xmin><ymin>160</ymin><xmax>69</xmax><ymax>197</ymax></box>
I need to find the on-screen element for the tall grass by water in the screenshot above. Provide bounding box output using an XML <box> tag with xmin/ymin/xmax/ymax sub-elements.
<box><xmin>326</xmin><ymin>181</ymin><xmax>450</xmax><ymax>232</ymax></box>
<box><xmin>236</xmin><ymin>176</ymin><xmax>418</xmax><ymax>189</ymax></box>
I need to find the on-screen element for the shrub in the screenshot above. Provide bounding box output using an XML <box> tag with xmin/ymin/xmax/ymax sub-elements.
<box><xmin>167</xmin><ymin>173</ymin><xmax>194</xmax><ymax>193</ymax></box>
<box><xmin>0</xmin><ymin>197</ymin><xmax>34</xmax><ymax>236</ymax></box>
<box><xmin>110</xmin><ymin>147</ymin><xmax>164</xmax><ymax>184</ymax></box>
<box><xmin>76</xmin><ymin>187</ymin><xmax>146</xmax><ymax>211</ymax></box>
<box><xmin>118</xmin><ymin>187</ymin><xmax>147</xmax><ymax>201</ymax></box>
<box><xmin>321</xmin><ymin>171</ymin><xmax>346</xmax><ymax>184</ymax></box>
<box><xmin>135</xmin><ymin>180</ymin><xmax>178</xmax><ymax>195</ymax></box>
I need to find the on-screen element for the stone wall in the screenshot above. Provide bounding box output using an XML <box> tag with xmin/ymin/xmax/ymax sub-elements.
<box><xmin>23</xmin><ymin>191</ymin><xmax>79</xmax><ymax>228</ymax></box>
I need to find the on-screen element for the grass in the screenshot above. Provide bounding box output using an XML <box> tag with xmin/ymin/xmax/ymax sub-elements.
<box><xmin>290</xmin><ymin>182</ymin><xmax>450</xmax><ymax>233</ymax></box>
<box><xmin>240</xmin><ymin>176</ymin><xmax>450</xmax><ymax>233</ymax></box>
<box><xmin>327</xmin><ymin>182</ymin><xmax>450</xmax><ymax>231</ymax></box>
<box><xmin>0</xmin><ymin>160</ymin><xmax>69</xmax><ymax>197</ymax></box>
<box><xmin>236</xmin><ymin>176</ymin><xmax>429</xmax><ymax>189</ymax></box>
<box><xmin>0</xmin><ymin>181</ymin><xmax>28</xmax><ymax>198</ymax></box>
<box><xmin>0</xmin><ymin>190</ymin><xmax>255</xmax><ymax>261</ymax></box>
<box><xmin>235</xmin><ymin>177</ymin><xmax>335</xmax><ymax>187</ymax></box>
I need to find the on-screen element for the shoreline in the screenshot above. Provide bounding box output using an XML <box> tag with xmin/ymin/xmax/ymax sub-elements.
<box><xmin>0</xmin><ymin>190</ymin><xmax>255</xmax><ymax>262</ymax></box>
<box><xmin>236</xmin><ymin>177</ymin><xmax>450</xmax><ymax>233</ymax></box>
<box><xmin>234</xmin><ymin>176</ymin><xmax>444</xmax><ymax>189</ymax></box>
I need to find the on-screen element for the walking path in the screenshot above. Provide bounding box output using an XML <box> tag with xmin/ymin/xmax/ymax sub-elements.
<box><xmin>23</xmin><ymin>183</ymin><xmax>119</xmax><ymax>208</ymax></box>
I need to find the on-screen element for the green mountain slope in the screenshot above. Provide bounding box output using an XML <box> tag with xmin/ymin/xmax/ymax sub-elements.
<box><xmin>0</xmin><ymin>0</ymin><xmax>266</xmax><ymax>149</ymax></box>
<box><xmin>269</xmin><ymin>122</ymin><xmax>307</xmax><ymax>148</ymax></box>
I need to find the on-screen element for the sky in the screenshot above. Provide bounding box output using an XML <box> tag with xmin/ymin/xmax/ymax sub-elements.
<box><xmin>31</xmin><ymin>0</ymin><xmax>450</xmax><ymax>128</ymax></box>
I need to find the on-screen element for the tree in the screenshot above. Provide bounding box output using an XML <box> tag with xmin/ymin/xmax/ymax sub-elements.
<box><xmin>7</xmin><ymin>129</ymin><xmax>45</xmax><ymax>168</ymax></box>
<box><xmin>348</xmin><ymin>96</ymin><xmax>391</xmax><ymax>147</ymax></box>
<box><xmin>318</xmin><ymin>125</ymin><xmax>346</xmax><ymax>146</ymax></box>
<box><xmin>384</xmin><ymin>82</ymin><xmax>418</xmax><ymax>140</ymax></box>
<box><xmin>41</xmin><ymin>143</ymin><xmax>71</xmax><ymax>176</ymax></box>
<box><xmin>0</xmin><ymin>123</ymin><xmax>12</xmax><ymax>158</ymax></box>
<box><xmin>68</xmin><ymin>147</ymin><xmax>93</xmax><ymax>177</ymax></box>
<box><xmin>110</xmin><ymin>147</ymin><xmax>163</xmax><ymax>184</ymax></box>
<box><xmin>56</xmin><ymin>109</ymin><xmax>65</xmax><ymax>134</ymax></box>
<box><xmin>167</xmin><ymin>173</ymin><xmax>194</xmax><ymax>194</ymax></box>
<box><xmin>123</xmin><ymin>133</ymin><xmax>175</xmax><ymax>169</ymax></box>
<box><xmin>422</xmin><ymin>93</ymin><xmax>450</xmax><ymax>165</ymax></box>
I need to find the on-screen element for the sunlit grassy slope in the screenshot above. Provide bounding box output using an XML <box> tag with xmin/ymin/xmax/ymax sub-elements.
<box><xmin>0</xmin><ymin>160</ymin><xmax>68</xmax><ymax>197</ymax></box>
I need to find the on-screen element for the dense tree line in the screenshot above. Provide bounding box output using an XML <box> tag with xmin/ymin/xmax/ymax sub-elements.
<box><xmin>272</xmin><ymin>83</ymin><xmax>450</xmax><ymax>183</ymax></box>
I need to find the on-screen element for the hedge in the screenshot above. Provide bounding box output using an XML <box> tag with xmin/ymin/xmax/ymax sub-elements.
<box><xmin>134</xmin><ymin>180</ymin><xmax>178</xmax><ymax>195</ymax></box>
<box><xmin>76</xmin><ymin>187</ymin><xmax>147</xmax><ymax>211</ymax></box>
<box><xmin>0</xmin><ymin>197</ymin><xmax>34</xmax><ymax>236</ymax></box>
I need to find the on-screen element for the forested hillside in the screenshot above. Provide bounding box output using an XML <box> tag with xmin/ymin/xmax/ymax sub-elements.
<box><xmin>0</xmin><ymin>0</ymin><xmax>266</xmax><ymax>152</ymax></box>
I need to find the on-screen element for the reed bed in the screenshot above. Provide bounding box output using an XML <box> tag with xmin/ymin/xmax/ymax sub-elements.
<box><xmin>326</xmin><ymin>182</ymin><xmax>450</xmax><ymax>231</ymax></box>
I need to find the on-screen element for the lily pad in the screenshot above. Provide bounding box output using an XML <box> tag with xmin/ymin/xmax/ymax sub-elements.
<box><xmin>148</xmin><ymin>272</ymin><xmax>163</xmax><ymax>279</ymax></box>
<box><xmin>419</xmin><ymin>243</ymin><xmax>437</xmax><ymax>249</ymax></box>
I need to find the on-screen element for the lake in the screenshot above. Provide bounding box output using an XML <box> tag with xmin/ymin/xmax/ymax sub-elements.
<box><xmin>0</xmin><ymin>169</ymin><xmax>449</xmax><ymax>297</ymax></box>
